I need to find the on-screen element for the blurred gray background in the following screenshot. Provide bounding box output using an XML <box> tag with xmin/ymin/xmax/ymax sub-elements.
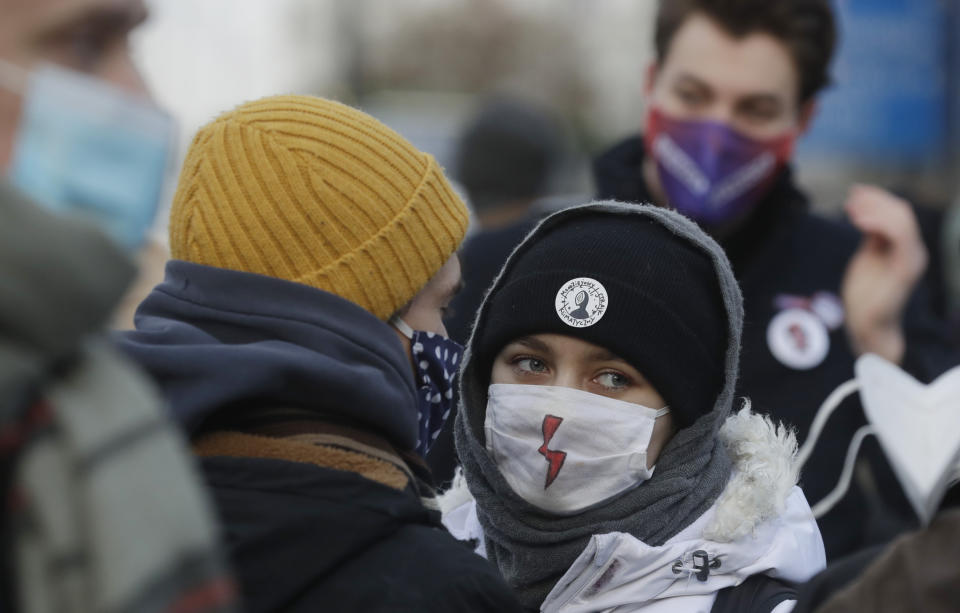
<box><xmin>133</xmin><ymin>0</ymin><xmax>960</xmax><ymax>222</ymax></box>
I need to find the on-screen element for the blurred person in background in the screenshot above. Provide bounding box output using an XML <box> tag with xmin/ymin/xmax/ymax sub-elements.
<box><xmin>117</xmin><ymin>95</ymin><xmax>523</xmax><ymax>613</ymax></box>
<box><xmin>445</xmin><ymin>97</ymin><xmax>567</xmax><ymax>346</ymax></box>
<box><xmin>0</xmin><ymin>0</ymin><xmax>236</xmax><ymax>611</ymax></box>
<box><xmin>593</xmin><ymin>0</ymin><xmax>959</xmax><ymax>560</ymax></box>
<box><xmin>429</xmin><ymin>97</ymin><xmax>567</xmax><ymax>485</ymax></box>
<box><xmin>0</xmin><ymin>0</ymin><xmax>173</xmax><ymax>330</ymax></box>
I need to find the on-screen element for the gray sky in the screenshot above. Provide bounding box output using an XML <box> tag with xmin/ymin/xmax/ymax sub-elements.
<box><xmin>133</xmin><ymin>0</ymin><xmax>312</xmax><ymax>151</ymax></box>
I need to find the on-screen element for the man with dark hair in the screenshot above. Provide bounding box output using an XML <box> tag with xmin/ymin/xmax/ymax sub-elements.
<box><xmin>654</xmin><ymin>0</ymin><xmax>834</xmax><ymax>105</ymax></box>
<box><xmin>595</xmin><ymin>0</ymin><xmax>957</xmax><ymax>559</ymax></box>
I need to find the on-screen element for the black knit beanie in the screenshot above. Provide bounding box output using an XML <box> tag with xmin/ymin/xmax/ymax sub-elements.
<box><xmin>473</xmin><ymin>211</ymin><xmax>728</xmax><ymax>427</ymax></box>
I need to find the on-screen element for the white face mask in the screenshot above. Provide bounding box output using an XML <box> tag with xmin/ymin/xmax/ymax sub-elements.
<box><xmin>484</xmin><ymin>383</ymin><xmax>670</xmax><ymax>514</ymax></box>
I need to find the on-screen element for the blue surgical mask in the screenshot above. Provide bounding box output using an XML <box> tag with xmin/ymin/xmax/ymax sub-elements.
<box><xmin>1</xmin><ymin>61</ymin><xmax>175</xmax><ymax>251</ymax></box>
<box><xmin>392</xmin><ymin>317</ymin><xmax>464</xmax><ymax>456</ymax></box>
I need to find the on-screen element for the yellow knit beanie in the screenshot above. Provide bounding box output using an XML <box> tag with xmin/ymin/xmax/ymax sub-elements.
<box><xmin>168</xmin><ymin>95</ymin><xmax>469</xmax><ymax>320</ymax></box>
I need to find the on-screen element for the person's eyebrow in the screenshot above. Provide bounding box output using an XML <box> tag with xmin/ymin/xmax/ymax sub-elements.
<box><xmin>674</xmin><ymin>72</ymin><xmax>784</xmax><ymax>108</ymax></box>
<box><xmin>673</xmin><ymin>72</ymin><xmax>711</xmax><ymax>90</ymax></box>
<box><xmin>586</xmin><ymin>347</ymin><xmax>623</xmax><ymax>363</ymax></box>
<box><xmin>36</xmin><ymin>1</ymin><xmax>148</xmax><ymax>42</ymax></box>
<box><xmin>438</xmin><ymin>276</ymin><xmax>464</xmax><ymax>308</ymax></box>
<box><xmin>510</xmin><ymin>336</ymin><xmax>551</xmax><ymax>354</ymax></box>
<box><xmin>446</xmin><ymin>277</ymin><xmax>465</xmax><ymax>300</ymax></box>
<box><xmin>738</xmin><ymin>94</ymin><xmax>784</xmax><ymax>111</ymax></box>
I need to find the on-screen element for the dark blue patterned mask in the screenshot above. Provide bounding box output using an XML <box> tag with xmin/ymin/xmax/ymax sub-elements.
<box><xmin>392</xmin><ymin>318</ymin><xmax>464</xmax><ymax>456</ymax></box>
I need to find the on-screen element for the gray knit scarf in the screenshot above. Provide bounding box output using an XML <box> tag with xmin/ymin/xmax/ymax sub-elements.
<box><xmin>454</xmin><ymin>201</ymin><xmax>745</xmax><ymax>610</ymax></box>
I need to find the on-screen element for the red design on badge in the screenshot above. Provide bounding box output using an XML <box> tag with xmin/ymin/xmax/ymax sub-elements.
<box><xmin>788</xmin><ymin>323</ymin><xmax>808</xmax><ymax>350</ymax></box>
<box><xmin>538</xmin><ymin>415</ymin><xmax>567</xmax><ymax>489</ymax></box>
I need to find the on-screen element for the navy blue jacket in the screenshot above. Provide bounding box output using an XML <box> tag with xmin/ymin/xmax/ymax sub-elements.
<box><xmin>594</xmin><ymin>136</ymin><xmax>958</xmax><ymax>560</ymax></box>
<box><xmin>117</xmin><ymin>261</ymin><xmax>521</xmax><ymax>612</ymax></box>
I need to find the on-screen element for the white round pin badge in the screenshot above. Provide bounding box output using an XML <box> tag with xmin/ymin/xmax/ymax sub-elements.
<box><xmin>556</xmin><ymin>277</ymin><xmax>608</xmax><ymax>328</ymax></box>
<box><xmin>766</xmin><ymin>308</ymin><xmax>829</xmax><ymax>370</ymax></box>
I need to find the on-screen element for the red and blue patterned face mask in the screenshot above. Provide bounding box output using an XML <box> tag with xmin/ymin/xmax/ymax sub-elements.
<box><xmin>644</xmin><ymin>107</ymin><xmax>795</xmax><ymax>226</ymax></box>
<box><xmin>392</xmin><ymin>318</ymin><xmax>464</xmax><ymax>456</ymax></box>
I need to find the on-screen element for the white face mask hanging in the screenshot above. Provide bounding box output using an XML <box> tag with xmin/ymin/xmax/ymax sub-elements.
<box><xmin>484</xmin><ymin>383</ymin><xmax>670</xmax><ymax>514</ymax></box>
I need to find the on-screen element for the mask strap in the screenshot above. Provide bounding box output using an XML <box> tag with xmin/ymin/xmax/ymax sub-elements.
<box><xmin>0</xmin><ymin>59</ymin><xmax>27</xmax><ymax>95</ymax></box>
<box><xmin>390</xmin><ymin>316</ymin><xmax>415</xmax><ymax>340</ymax></box>
<box><xmin>795</xmin><ymin>379</ymin><xmax>860</xmax><ymax>470</ymax></box>
<box><xmin>793</xmin><ymin>378</ymin><xmax>877</xmax><ymax>519</ymax></box>
<box><xmin>810</xmin><ymin>424</ymin><xmax>876</xmax><ymax>519</ymax></box>
<box><xmin>655</xmin><ymin>407</ymin><xmax>670</xmax><ymax>419</ymax></box>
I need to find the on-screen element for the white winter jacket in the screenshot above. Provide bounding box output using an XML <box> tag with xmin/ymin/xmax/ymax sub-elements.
<box><xmin>442</xmin><ymin>409</ymin><xmax>827</xmax><ymax>613</ymax></box>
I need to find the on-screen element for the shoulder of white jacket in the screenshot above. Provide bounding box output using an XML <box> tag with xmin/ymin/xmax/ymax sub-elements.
<box><xmin>438</xmin><ymin>466</ymin><xmax>474</xmax><ymax>514</ymax></box>
<box><xmin>439</xmin><ymin>479</ymin><xmax>487</xmax><ymax>558</ymax></box>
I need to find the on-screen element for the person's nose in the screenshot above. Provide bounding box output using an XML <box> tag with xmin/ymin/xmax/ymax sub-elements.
<box><xmin>700</xmin><ymin>101</ymin><xmax>736</xmax><ymax>126</ymax></box>
<box><xmin>552</xmin><ymin>369</ymin><xmax>585</xmax><ymax>392</ymax></box>
<box><xmin>101</xmin><ymin>53</ymin><xmax>151</xmax><ymax>101</ymax></box>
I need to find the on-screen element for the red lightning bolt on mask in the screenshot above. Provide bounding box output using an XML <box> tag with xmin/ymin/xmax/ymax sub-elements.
<box><xmin>538</xmin><ymin>415</ymin><xmax>567</xmax><ymax>489</ymax></box>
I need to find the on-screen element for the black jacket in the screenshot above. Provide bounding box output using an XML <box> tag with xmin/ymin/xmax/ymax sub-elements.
<box><xmin>199</xmin><ymin>454</ymin><xmax>520</xmax><ymax>612</ymax></box>
<box><xmin>594</xmin><ymin>136</ymin><xmax>958</xmax><ymax>559</ymax></box>
<box><xmin>117</xmin><ymin>261</ymin><xmax>521</xmax><ymax>613</ymax></box>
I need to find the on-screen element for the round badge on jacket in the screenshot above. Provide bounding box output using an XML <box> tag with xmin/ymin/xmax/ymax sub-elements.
<box><xmin>556</xmin><ymin>277</ymin><xmax>608</xmax><ymax>328</ymax></box>
<box><xmin>766</xmin><ymin>307</ymin><xmax>829</xmax><ymax>370</ymax></box>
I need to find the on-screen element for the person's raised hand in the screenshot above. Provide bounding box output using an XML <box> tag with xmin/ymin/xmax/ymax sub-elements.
<box><xmin>841</xmin><ymin>184</ymin><xmax>928</xmax><ymax>364</ymax></box>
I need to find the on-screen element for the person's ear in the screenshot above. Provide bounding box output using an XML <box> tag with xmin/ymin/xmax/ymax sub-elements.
<box><xmin>797</xmin><ymin>99</ymin><xmax>818</xmax><ymax>136</ymax></box>
<box><xmin>643</xmin><ymin>61</ymin><xmax>660</xmax><ymax>99</ymax></box>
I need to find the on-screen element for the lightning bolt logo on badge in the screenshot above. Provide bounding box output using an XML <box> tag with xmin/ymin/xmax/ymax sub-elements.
<box><xmin>538</xmin><ymin>415</ymin><xmax>567</xmax><ymax>489</ymax></box>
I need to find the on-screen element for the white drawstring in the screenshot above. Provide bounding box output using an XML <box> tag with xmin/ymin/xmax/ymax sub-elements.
<box><xmin>794</xmin><ymin>378</ymin><xmax>879</xmax><ymax>518</ymax></box>
<box><xmin>810</xmin><ymin>424</ymin><xmax>877</xmax><ymax>518</ymax></box>
<box><xmin>795</xmin><ymin>379</ymin><xmax>860</xmax><ymax>470</ymax></box>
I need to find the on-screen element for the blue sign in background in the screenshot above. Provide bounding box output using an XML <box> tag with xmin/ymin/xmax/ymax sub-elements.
<box><xmin>797</xmin><ymin>0</ymin><xmax>950</xmax><ymax>164</ymax></box>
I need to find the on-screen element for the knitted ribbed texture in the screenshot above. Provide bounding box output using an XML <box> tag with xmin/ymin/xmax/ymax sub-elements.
<box><xmin>169</xmin><ymin>95</ymin><xmax>469</xmax><ymax>320</ymax></box>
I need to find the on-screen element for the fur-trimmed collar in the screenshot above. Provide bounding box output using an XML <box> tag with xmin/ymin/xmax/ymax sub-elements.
<box><xmin>704</xmin><ymin>404</ymin><xmax>798</xmax><ymax>541</ymax></box>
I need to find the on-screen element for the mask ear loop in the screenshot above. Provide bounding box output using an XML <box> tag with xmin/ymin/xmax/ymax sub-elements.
<box><xmin>390</xmin><ymin>316</ymin><xmax>415</xmax><ymax>340</ymax></box>
<box><xmin>795</xmin><ymin>378</ymin><xmax>879</xmax><ymax>519</ymax></box>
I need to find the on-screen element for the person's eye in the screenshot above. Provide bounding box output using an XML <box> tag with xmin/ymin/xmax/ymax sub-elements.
<box><xmin>513</xmin><ymin>357</ymin><xmax>548</xmax><ymax>375</ymax></box>
<box><xmin>740</xmin><ymin>103</ymin><xmax>780</xmax><ymax>123</ymax></box>
<box><xmin>675</xmin><ymin>87</ymin><xmax>706</xmax><ymax>106</ymax></box>
<box><xmin>52</xmin><ymin>27</ymin><xmax>115</xmax><ymax>72</ymax></box>
<box><xmin>594</xmin><ymin>371</ymin><xmax>631</xmax><ymax>390</ymax></box>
